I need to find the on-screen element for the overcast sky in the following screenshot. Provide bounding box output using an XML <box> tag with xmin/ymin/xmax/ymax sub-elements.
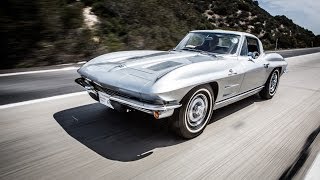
<box><xmin>259</xmin><ymin>0</ymin><xmax>320</xmax><ymax>35</ymax></box>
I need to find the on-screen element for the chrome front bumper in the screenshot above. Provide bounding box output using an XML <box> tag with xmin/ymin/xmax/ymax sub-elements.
<box><xmin>75</xmin><ymin>78</ymin><xmax>181</xmax><ymax>119</ymax></box>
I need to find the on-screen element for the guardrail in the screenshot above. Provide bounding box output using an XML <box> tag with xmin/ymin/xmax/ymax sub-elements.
<box><xmin>266</xmin><ymin>47</ymin><xmax>320</xmax><ymax>58</ymax></box>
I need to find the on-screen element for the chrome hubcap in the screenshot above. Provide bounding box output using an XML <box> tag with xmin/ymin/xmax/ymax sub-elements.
<box><xmin>187</xmin><ymin>94</ymin><xmax>208</xmax><ymax>127</ymax></box>
<box><xmin>269</xmin><ymin>72</ymin><xmax>278</xmax><ymax>94</ymax></box>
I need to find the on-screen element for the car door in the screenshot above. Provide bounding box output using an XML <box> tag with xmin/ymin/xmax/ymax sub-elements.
<box><xmin>238</xmin><ymin>37</ymin><xmax>268</xmax><ymax>93</ymax></box>
<box><xmin>217</xmin><ymin>56</ymin><xmax>244</xmax><ymax>101</ymax></box>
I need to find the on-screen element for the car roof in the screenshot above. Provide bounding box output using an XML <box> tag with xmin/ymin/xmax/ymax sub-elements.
<box><xmin>190</xmin><ymin>29</ymin><xmax>258</xmax><ymax>39</ymax></box>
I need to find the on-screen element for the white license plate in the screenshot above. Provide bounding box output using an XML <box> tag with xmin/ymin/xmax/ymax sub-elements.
<box><xmin>98</xmin><ymin>91</ymin><xmax>114</xmax><ymax>109</ymax></box>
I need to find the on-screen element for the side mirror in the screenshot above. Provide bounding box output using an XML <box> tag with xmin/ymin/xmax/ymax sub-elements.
<box><xmin>248</xmin><ymin>52</ymin><xmax>259</xmax><ymax>59</ymax></box>
<box><xmin>248</xmin><ymin>52</ymin><xmax>254</xmax><ymax>59</ymax></box>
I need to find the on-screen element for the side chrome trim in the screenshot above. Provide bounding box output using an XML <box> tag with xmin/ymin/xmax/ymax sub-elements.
<box><xmin>224</xmin><ymin>84</ymin><xmax>240</xmax><ymax>89</ymax></box>
<box><xmin>213</xmin><ymin>86</ymin><xmax>264</xmax><ymax>110</ymax></box>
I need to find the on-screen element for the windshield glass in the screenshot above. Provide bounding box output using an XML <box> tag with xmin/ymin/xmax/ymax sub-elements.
<box><xmin>175</xmin><ymin>32</ymin><xmax>241</xmax><ymax>55</ymax></box>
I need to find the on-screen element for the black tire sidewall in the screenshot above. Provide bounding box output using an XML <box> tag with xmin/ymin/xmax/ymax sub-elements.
<box><xmin>173</xmin><ymin>85</ymin><xmax>214</xmax><ymax>139</ymax></box>
<box><xmin>268</xmin><ymin>69</ymin><xmax>280</xmax><ymax>96</ymax></box>
<box><xmin>260</xmin><ymin>69</ymin><xmax>280</xmax><ymax>99</ymax></box>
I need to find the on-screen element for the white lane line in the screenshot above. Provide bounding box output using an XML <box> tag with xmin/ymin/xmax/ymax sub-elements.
<box><xmin>77</xmin><ymin>61</ymin><xmax>87</xmax><ymax>64</ymax></box>
<box><xmin>0</xmin><ymin>91</ymin><xmax>87</xmax><ymax>110</ymax></box>
<box><xmin>56</xmin><ymin>61</ymin><xmax>87</xmax><ymax>66</ymax></box>
<box><xmin>0</xmin><ymin>67</ymin><xmax>79</xmax><ymax>77</ymax></box>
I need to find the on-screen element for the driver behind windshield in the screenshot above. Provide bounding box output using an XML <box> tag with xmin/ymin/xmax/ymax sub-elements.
<box><xmin>196</xmin><ymin>35</ymin><xmax>223</xmax><ymax>53</ymax></box>
<box><xmin>208</xmin><ymin>35</ymin><xmax>219</xmax><ymax>52</ymax></box>
<box><xmin>175</xmin><ymin>32</ymin><xmax>240</xmax><ymax>55</ymax></box>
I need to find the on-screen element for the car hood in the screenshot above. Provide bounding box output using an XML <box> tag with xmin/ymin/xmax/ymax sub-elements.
<box><xmin>78</xmin><ymin>50</ymin><xmax>218</xmax><ymax>99</ymax></box>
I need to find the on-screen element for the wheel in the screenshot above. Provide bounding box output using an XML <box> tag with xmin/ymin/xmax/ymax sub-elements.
<box><xmin>259</xmin><ymin>69</ymin><xmax>280</xmax><ymax>99</ymax></box>
<box><xmin>170</xmin><ymin>85</ymin><xmax>214</xmax><ymax>139</ymax></box>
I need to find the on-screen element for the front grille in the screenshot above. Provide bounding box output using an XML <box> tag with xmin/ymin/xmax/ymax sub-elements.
<box><xmin>103</xmin><ymin>87</ymin><xmax>132</xmax><ymax>99</ymax></box>
<box><xmin>82</xmin><ymin>77</ymin><xmax>163</xmax><ymax>105</ymax></box>
<box><xmin>89</xmin><ymin>81</ymin><xmax>136</xmax><ymax>100</ymax></box>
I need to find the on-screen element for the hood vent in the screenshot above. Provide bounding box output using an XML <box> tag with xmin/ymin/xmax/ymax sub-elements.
<box><xmin>147</xmin><ymin>61</ymin><xmax>182</xmax><ymax>71</ymax></box>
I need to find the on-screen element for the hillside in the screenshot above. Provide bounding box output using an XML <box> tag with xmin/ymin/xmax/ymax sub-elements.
<box><xmin>1</xmin><ymin>0</ymin><xmax>319</xmax><ymax>69</ymax></box>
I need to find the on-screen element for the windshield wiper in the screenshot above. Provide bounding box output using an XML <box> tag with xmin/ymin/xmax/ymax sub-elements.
<box><xmin>199</xmin><ymin>51</ymin><xmax>217</xmax><ymax>57</ymax></box>
<box><xmin>181</xmin><ymin>47</ymin><xmax>202</xmax><ymax>52</ymax></box>
<box><xmin>181</xmin><ymin>48</ymin><xmax>217</xmax><ymax>57</ymax></box>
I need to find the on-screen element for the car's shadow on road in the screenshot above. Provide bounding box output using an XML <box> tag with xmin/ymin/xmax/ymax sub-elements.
<box><xmin>53</xmin><ymin>94</ymin><xmax>262</xmax><ymax>162</ymax></box>
<box><xmin>54</xmin><ymin>103</ymin><xmax>184</xmax><ymax>162</ymax></box>
<box><xmin>210</xmin><ymin>94</ymin><xmax>263</xmax><ymax>125</ymax></box>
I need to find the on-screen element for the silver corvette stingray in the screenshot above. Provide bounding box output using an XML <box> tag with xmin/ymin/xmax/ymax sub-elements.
<box><xmin>76</xmin><ymin>30</ymin><xmax>287</xmax><ymax>138</ymax></box>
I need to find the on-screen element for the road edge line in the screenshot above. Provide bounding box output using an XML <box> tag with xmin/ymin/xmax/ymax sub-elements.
<box><xmin>0</xmin><ymin>91</ymin><xmax>87</xmax><ymax>109</ymax></box>
<box><xmin>0</xmin><ymin>67</ymin><xmax>79</xmax><ymax>77</ymax></box>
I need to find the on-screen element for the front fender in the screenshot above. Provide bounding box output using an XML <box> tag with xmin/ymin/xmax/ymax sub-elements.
<box><xmin>147</xmin><ymin>60</ymin><xmax>240</xmax><ymax>102</ymax></box>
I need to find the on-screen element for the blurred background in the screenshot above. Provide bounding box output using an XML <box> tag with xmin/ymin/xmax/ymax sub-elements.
<box><xmin>1</xmin><ymin>0</ymin><xmax>320</xmax><ymax>69</ymax></box>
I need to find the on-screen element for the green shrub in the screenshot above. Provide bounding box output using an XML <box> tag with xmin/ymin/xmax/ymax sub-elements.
<box><xmin>2</xmin><ymin>0</ymin><xmax>319</xmax><ymax>68</ymax></box>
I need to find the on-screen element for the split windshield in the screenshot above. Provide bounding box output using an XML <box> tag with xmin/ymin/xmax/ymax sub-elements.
<box><xmin>175</xmin><ymin>32</ymin><xmax>241</xmax><ymax>55</ymax></box>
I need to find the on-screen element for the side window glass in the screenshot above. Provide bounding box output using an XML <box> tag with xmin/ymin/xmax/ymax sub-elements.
<box><xmin>240</xmin><ymin>38</ymin><xmax>248</xmax><ymax>56</ymax></box>
<box><xmin>247</xmin><ymin>38</ymin><xmax>260</xmax><ymax>54</ymax></box>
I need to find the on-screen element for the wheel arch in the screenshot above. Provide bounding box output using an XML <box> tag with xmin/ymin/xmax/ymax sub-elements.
<box><xmin>276</xmin><ymin>66</ymin><xmax>282</xmax><ymax>74</ymax></box>
<box><xmin>272</xmin><ymin>67</ymin><xmax>282</xmax><ymax>78</ymax></box>
<box><xmin>209</xmin><ymin>81</ymin><xmax>219</xmax><ymax>102</ymax></box>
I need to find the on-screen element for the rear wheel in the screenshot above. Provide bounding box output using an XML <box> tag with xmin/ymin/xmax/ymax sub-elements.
<box><xmin>170</xmin><ymin>85</ymin><xmax>214</xmax><ymax>139</ymax></box>
<box><xmin>260</xmin><ymin>69</ymin><xmax>280</xmax><ymax>99</ymax></box>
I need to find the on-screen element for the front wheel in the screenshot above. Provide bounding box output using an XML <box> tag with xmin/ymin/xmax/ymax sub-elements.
<box><xmin>170</xmin><ymin>85</ymin><xmax>214</xmax><ymax>139</ymax></box>
<box><xmin>260</xmin><ymin>69</ymin><xmax>280</xmax><ymax>99</ymax></box>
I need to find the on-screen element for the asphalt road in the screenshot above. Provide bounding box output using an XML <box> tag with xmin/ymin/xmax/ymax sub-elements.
<box><xmin>1</xmin><ymin>48</ymin><xmax>320</xmax><ymax>105</ymax></box>
<box><xmin>0</xmin><ymin>52</ymin><xmax>319</xmax><ymax>179</ymax></box>
<box><xmin>0</xmin><ymin>68</ymin><xmax>83</xmax><ymax>105</ymax></box>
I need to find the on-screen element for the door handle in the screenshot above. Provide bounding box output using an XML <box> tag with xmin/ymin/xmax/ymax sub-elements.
<box><xmin>228</xmin><ymin>69</ymin><xmax>237</xmax><ymax>76</ymax></box>
<box><xmin>264</xmin><ymin>63</ymin><xmax>270</xmax><ymax>68</ymax></box>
